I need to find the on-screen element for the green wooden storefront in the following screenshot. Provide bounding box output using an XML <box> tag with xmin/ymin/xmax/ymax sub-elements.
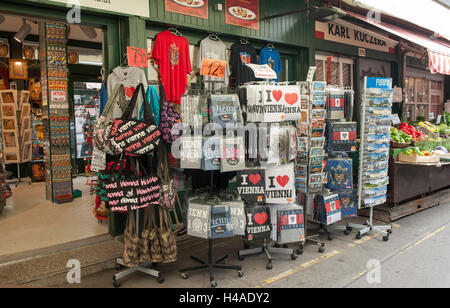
<box><xmin>1</xmin><ymin>0</ymin><xmax>318</xmax><ymax>236</ymax></box>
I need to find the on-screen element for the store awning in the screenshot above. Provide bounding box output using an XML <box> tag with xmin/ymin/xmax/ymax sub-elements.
<box><xmin>429</xmin><ymin>51</ymin><xmax>450</xmax><ymax>75</ymax></box>
<box><xmin>345</xmin><ymin>10</ymin><xmax>450</xmax><ymax>75</ymax></box>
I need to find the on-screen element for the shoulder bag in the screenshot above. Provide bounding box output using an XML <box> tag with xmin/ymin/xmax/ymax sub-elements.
<box><xmin>157</xmin><ymin>144</ymin><xmax>176</xmax><ymax>210</ymax></box>
<box><xmin>110</xmin><ymin>83</ymin><xmax>161</xmax><ymax>156</ymax></box>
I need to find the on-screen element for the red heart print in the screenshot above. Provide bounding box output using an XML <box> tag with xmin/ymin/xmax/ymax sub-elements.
<box><xmin>285</xmin><ymin>93</ymin><xmax>299</xmax><ymax>106</ymax></box>
<box><xmin>276</xmin><ymin>175</ymin><xmax>289</xmax><ymax>187</ymax></box>
<box><xmin>254</xmin><ymin>212</ymin><xmax>268</xmax><ymax>225</ymax></box>
<box><xmin>124</xmin><ymin>87</ymin><xmax>136</xmax><ymax>98</ymax></box>
<box><xmin>272</xmin><ymin>90</ymin><xmax>282</xmax><ymax>102</ymax></box>
<box><xmin>249</xmin><ymin>174</ymin><xmax>261</xmax><ymax>185</ymax></box>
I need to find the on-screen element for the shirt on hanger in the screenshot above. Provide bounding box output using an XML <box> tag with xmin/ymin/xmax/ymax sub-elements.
<box><xmin>230</xmin><ymin>41</ymin><xmax>257</xmax><ymax>85</ymax></box>
<box><xmin>259</xmin><ymin>46</ymin><xmax>283</xmax><ymax>82</ymax></box>
<box><xmin>107</xmin><ymin>66</ymin><xmax>148</xmax><ymax>118</ymax></box>
<box><xmin>197</xmin><ymin>37</ymin><xmax>230</xmax><ymax>91</ymax></box>
<box><xmin>152</xmin><ymin>29</ymin><xmax>192</xmax><ymax>105</ymax></box>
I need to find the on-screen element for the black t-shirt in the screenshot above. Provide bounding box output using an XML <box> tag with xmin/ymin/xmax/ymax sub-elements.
<box><xmin>230</xmin><ymin>42</ymin><xmax>257</xmax><ymax>85</ymax></box>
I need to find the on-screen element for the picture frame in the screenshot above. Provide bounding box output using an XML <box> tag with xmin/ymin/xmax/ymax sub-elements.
<box><xmin>4</xmin><ymin>151</ymin><xmax>20</xmax><ymax>163</ymax></box>
<box><xmin>3</xmin><ymin>131</ymin><xmax>19</xmax><ymax>149</ymax></box>
<box><xmin>0</xmin><ymin>90</ymin><xmax>17</xmax><ymax>106</ymax></box>
<box><xmin>2</xmin><ymin>117</ymin><xmax>18</xmax><ymax>131</ymax></box>
<box><xmin>18</xmin><ymin>90</ymin><xmax>30</xmax><ymax>111</ymax></box>
<box><xmin>9</xmin><ymin>59</ymin><xmax>28</xmax><ymax>80</ymax></box>
<box><xmin>2</xmin><ymin>104</ymin><xmax>17</xmax><ymax>117</ymax></box>
<box><xmin>21</xmin><ymin>103</ymin><xmax>31</xmax><ymax>118</ymax></box>
<box><xmin>22</xmin><ymin>141</ymin><xmax>32</xmax><ymax>162</ymax></box>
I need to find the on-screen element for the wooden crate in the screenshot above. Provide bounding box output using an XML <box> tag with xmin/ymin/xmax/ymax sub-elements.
<box><xmin>398</xmin><ymin>153</ymin><xmax>440</xmax><ymax>164</ymax></box>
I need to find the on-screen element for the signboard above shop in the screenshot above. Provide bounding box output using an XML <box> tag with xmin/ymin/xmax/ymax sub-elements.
<box><xmin>315</xmin><ymin>19</ymin><xmax>398</xmax><ymax>54</ymax></box>
<box><xmin>49</xmin><ymin>0</ymin><xmax>150</xmax><ymax>18</ymax></box>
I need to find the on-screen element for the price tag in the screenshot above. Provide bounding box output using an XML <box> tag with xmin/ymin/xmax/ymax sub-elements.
<box><xmin>127</xmin><ymin>46</ymin><xmax>148</xmax><ymax>68</ymax></box>
<box><xmin>200</xmin><ymin>58</ymin><xmax>226</xmax><ymax>78</ymax></box>
<box><xmin>391</xmin><ymin>114</ymin><xmax>401</xmax><ymax>125</ymax></box>
<box><xmin>437</xmin><ymin>115</ymin><xmax>442</xmax><ymax>125</ymax></box>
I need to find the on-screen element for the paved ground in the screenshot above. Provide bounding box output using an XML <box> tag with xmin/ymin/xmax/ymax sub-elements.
<box><xmin>65</xmin><ymin>202</ymin><xmax>450</xmax><ymax>288</ymax></box>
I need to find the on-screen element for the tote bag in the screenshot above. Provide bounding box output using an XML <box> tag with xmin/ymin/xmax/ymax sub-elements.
<box><xmin>93</xmin><ymin>84</ymin><xmax>127</xmax><ymax>156</ymax></box>
<box><xmin>110</xmin><ymin>84</ymin><xmax>161</xmax><ymax>156</ymax></box>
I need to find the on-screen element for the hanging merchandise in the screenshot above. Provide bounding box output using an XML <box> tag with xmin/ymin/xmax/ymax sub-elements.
<box><xmin>236</xmin><ymin>169</ymin><xmax>266</xmax><ymax>204</ymax></box>
<box><xmin>265</xmin><ymin>163</ymin><xmax>296</xmax><ymax>205</ymax></box>
<box><xmin>326</xmin><ymin>122</ymin><xmax>357</xmax><ymax>153</ymax></box>
<box><xmin>139</xmin><ymin>207</ymin><xmax>152</xmax><ymax>263</ymax></box>
<box><xmin>187</xmin><ymin>198</ymin><xmax>211</xmax><ymax>239</ymax></box>
<box><xmin>107</xmin><ymin>66</ymin><xmax>148</xmax><ymax>101</ymax></box>
<box><xmin>262</xmin><ymin>85</ymin><xmax>285</xmax><ymax>123</ymax></box>
<box><xmin>210</xmin><ymin>94</ymin><xmax>239</xmax><ymax>128</ymax></box>
<box><xmin>105</xmin><ymin>157</ymin><xmax>160</xmax><ymax>212</ymax></box>
<box><xmin>148</xmin><ymin>206</ymin><xmax>164</xmax><ymax>263</ymax></box>
<box><xmin>110</xmin><ymin>84</ymin><xmax>161</xmax><ymax>156</ymax></box>
<box><xmin>259</xmin><ymin>45</ymin><xmax>282</xmax><ymax>82</ymax></box>
<box><xmin>277</xmin><ymin>206</ymin><xmax>305</xmax><ymax>244</ymax></box>
<box><xmin>220</xmin><ymin>136</ymin><xmax>246</xmax><ymax>173</ymax></box>
<box><xmin>230</xmin><ymin>40</ymin><xmax>257</xmax><ymax>85</ymax></box>
<box><xmin>197</xmin><ymin>35</ymin><xmax>230</xmax><ymax>91</ymax></box>
<box><xmin>201</xmin><ymin>137</ymin><xmax>221</xmax><ymax>171</ymax></box>
<box><xmin>140</xmin><ymin>85</ymin><xmax>160</xmax><ymax>126</ymax></box>
<box><xmin>268</xmin><ymin>204</ymin><xmax>293</xmax><ymax>241</ymax></box>
<box><xmin>327</xmin><ymin>157</ymin><xmax>353</xmax><ymax>191</ymax></box>
<box><xmin>151</xmin><ymin>29</ymin><xmax>192</xmax><ymax>105</ymax></box>
<box><xmin>245</xmin><ymin>204</ymin><xmax>272</xmax><ymax>241</ymax></box>
<box><xmin>123</xmin><ymin>210</ymin><xmax>140</xmax><ymax>267</ymax></box>
<box><xmin>160</xmin><ymin>85</ymin><xmax>182</xmax><ymax>144</ymax></box>
<box><xmin>93</xmin><ymin>84</ymin><xmax>127</xmax><ymax>157</ymax></box>
<box><xmin>339</xmin><ymin>190</ymin><xmax>357</xmax><ymax>218</ymax></box>
<box><xmin>210</xmin><ymin>205</ymin><xmax>234</xmax><ymax>239</ymax></box>
<box><xmin>157</xmin><ymin>144</ymin><xmax>176</xmax><ymax>210</ymax></box>
<box><xmin>158</xmin><ymin>207</ymin><xmax>178</xmax><ymax>263</ymax></box>
<box><xmin>99</xmin><ymin>80</ymin><xmax>108</xmax><ymax>116</ymax></box>
<box><xmin>229</xmin><ymin>199</ymin><xmax>246</xmax><ymax>236</ymax></box>
<box><xmin>180</xmin><ymin>94</ymin><xmax>202</xmax><ymax>129</ymax></box>
<box><xmin>180</xmin><ymin>135</ymin><xmax>203</xmax><ymax>169</ymax></box>
<box><xmin>326</xmin><ymin>87</ymin><xmax>346</xmax><ymax>120</ymax></box>
<box><xmin>314</xmin><ymin>192</ymin><xmax>342</xmax><ymax>225</ymax></box>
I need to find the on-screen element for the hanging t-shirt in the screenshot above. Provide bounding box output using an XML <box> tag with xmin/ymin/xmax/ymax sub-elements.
<box><xmin>230</xmin><ymin>41</ymin><xmax>257</xmax><ymax>85</ymax></box>
<box><xmin>259</xmin><ymin>46</ymin><xmax>282</xmax><ymax>82</ymax></box>
<box><xmin>197</xmin><ymin>37</ymin><xmax>230</xmax><ymax>91</ymax></box>
<box><xmin>152</xmin><ymin>29</ymin><xmax>192</xmax><ymax>104</ymax></box>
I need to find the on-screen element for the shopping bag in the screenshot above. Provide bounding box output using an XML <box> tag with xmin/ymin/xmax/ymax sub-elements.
<box><xmin>265</xmin><ymin>163</ymin><xmax>296</xmax><ymax>204</ymax></box>
<box><xmin>110</xmin><ymin>84</ymin><xmax>161</xmax><ymax>156</ymax></box>
<box><xmin>187</xmin><ymin>198</ymin><xmax>211</xmax><ymax>239</ymax></box>
<box><xmin>277</xmin><ymin>206</ymin><xmax>305</xmax><ymax>244</ymax></box>
<box><xmin>229</xmin><ymin>200</ymin><xmax>246</xmax><ymax>236</ymax></box>
<box><xmin>236</xmin><ymin>169</ymin><xmax>266</xmax><ymax>204</ymax></box>
<box><xmin>245</xmin><ymin>205</ymin><xmax>272</xmax><ymax>241</ymax></box>
<box><xmin>220</xmin><ymin>137</ymin><xmax>246</xmax><ymax>173</ymax></box>
<box><xmin>210</xmin><ymin>204</ymin><xmax>234</xmax><ymax>239</ymax></box>
<box><xmin>327</xmin><ymin>157</ymin><xmax>353</xmax><ymax>191</ymax></box>
<box><xmin>123</xmin><ymin>211</ymin><xmax>140</xmax><ymax>267</ymax></box>
<box><xmin>158</xmin><ymin>207</ymin><xmax>177</xmax><ymax>263</ymax></box>
<box><xmin>157</xmin><ymin>144</ymin><xmax>176</xmax><ymax>209</ymax></box>
<box><xmin>210</xmin><ymin>94</ymin><xmax>239</xmax><ymax>128</ymax></box>
<box><xmin>201</xmin><ymin>137</ymin><xmax>222</xmax><ymax>171</ymax></box>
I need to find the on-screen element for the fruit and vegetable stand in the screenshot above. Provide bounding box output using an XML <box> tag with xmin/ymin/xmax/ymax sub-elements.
<box><xmin>359</xmin><ymin>120</ymin><xmax>450</xmax><ymax>222</ymax></box>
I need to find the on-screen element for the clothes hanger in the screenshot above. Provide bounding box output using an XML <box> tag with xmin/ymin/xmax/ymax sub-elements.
<box><xmin>240</xmin><ymin>38</ymin><xmax>249</xmax><ymax>45</ymax></box>
<box><xmin>120</xmin><ymin>52</ymin><xmax>128</xmax><ymax>67</ymax></box>
<box><xmin>208</xmin><ymin>33</ymin><xmax>220</xmax><ymax>41</ymax></box>
<box><xmin>169</xmin><ymin>27</ymin><xmax>183</xmax><ymax>36</ymax></box>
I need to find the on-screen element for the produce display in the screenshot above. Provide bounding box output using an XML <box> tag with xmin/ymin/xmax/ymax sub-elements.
<box><xmin>390</xmin><ymin>127</ymin><xmax>412</xmax><ymax>144</ymax></box>
<box><xmin>398</xmin><ymin>122</ymin><xmax>425</xmax><ymax>142</ymax></box>
<box><xmin>400</xmin><ymin>147</ymin><xmax>432</xmax><ymax>157</ymax></box>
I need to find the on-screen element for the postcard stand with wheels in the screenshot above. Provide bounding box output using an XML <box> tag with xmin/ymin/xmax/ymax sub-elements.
<box><xmin>113</xmin><ymin>160</ymin><xmax>164</xmax><ymax>288</ymax></box>
<box><xmin>350</xmin><ymin>77</ymin><xmax>393</xmax><ymax>242</ymax></box>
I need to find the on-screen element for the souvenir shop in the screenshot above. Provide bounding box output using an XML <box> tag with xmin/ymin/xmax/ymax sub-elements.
<box><xmin>0</xmin><ymin>0</ymin><xmax>122</xmax><ymax>258</ymax></box>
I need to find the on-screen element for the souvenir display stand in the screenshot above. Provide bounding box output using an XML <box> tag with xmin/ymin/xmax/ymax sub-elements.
<box><xmin>349</xmin><ymin>77</ymin><xmax>393</xmax><ymax>241</ymax></box>
<box><xmin>179</xmin><ymin>171</ymin><xmax>244</xmax><ymax>288</ymax></box>
<box><xmin>113</xmin><ymin>161</ymin><xmax>163</xmax><ymax>288</ymax></box>
<box><xmin>179</xmin><ymin>80</ymin><xmax>243</xmax><ymax>288</ymax></box>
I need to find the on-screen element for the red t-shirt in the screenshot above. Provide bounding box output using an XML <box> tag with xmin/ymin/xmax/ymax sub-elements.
<box><xmin>152</xmin><ymin>30</ymin><xmax>192</xmax><ymax>104</ymax></box>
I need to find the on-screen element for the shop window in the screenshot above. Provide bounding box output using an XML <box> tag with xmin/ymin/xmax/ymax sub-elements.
<box><xmin>67</xmin><ymin>47</ymin><xmax>102</xmax><ymax>66</ymax></box>
<box><xmin>315</xmin><ymin>54</ymin><xmax>354</xmax><ymax>88</ymax></box>
<box><xmin>74</xmin><ymin>82</ymin><xmax>100</xmax><ymax>158</ymax></box>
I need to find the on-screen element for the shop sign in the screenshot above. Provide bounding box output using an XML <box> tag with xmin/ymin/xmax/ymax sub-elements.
<box><xmin>51</xmin><ymin>90</ymin><xmax>67</xmax><ymax>102</ymax></box>
<box><xmin>165</xmin><ymin>0</ymin><xmax>209</xmax><ymax>20</ymax></box>
<box><xmin>246</xmin><ymin>64</ymin><xmax>277</xmax><ymax>80</ymax></box>
<box><xmin>49</xmin><ymin>0</ymin><xmax>150</xmax><ymax>18</ymax></box>
<box><xmin>315</xmin><ymin>20</ymin><xmax>397</xmax><ymax>53</ymax></box>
